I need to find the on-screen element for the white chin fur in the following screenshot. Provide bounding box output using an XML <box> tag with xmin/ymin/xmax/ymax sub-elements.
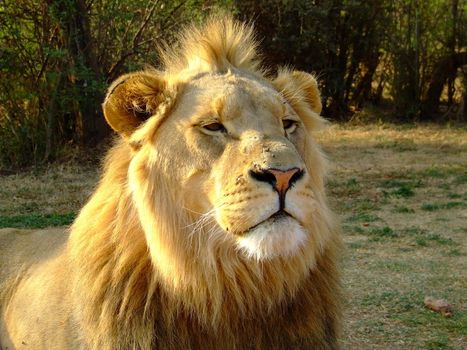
<box><xmin>235</xmin><ymin>216</ymin><xmax>307</xmax><ymax>260</ymax></box>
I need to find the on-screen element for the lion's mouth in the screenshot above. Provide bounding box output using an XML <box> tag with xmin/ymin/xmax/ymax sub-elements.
<box><xmin>267</xmin><ymin>210</ymin><xmax>291</xmax><ymax>222</ymax></box>
<box><xmin>245</xmin><ymin>210</ymin><xmax>292</xmax><ymax>233</ymax></box>
<box><xmin>235</xmin><ymin>210</ymin><xmax>307</xmax><ymax>259</ymax></box>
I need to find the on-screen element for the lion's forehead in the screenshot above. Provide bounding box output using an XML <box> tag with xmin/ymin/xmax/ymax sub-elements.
<box><xmin>184</xmin><ymin>73</ymin><xmax>285</xmax><ymax>122</ymax></box>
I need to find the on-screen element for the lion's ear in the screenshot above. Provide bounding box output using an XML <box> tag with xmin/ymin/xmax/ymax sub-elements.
<box><xmin>272</xmin><ymin>69</ymin><xmax>324</xmax><ymax>130</ymax></box>
<box><xmin>102</xmin><ymin>71</ymin><xmax>168</xmax><ymax>138</ymax></box>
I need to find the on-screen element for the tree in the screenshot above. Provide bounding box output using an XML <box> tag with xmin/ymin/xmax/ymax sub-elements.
<box><xmin>0</xmin><ymin>0</ymin><xmax>232</xmax><ymax>167</ymax></box>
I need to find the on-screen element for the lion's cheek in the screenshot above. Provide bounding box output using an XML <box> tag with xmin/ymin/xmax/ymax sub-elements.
<box><xmin>285</xmin><ymin>191</ymin><xmax>319</xmax><ymax>226</ymax></box>
<box><xmin>181</xmin><ymin>171</ymin><xmax>213</xmax><ymax>215</ymax></box>
<box><xmin>214</xmin><ymin>199</ymin><xmax>276</xmax><ymax>234</ymax></box>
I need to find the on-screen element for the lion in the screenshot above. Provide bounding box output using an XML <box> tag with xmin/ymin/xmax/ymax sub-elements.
<box><xmin>0</xmin><ymin>16</ymin><xmax>342</xmax><ymax>349</ymax></box>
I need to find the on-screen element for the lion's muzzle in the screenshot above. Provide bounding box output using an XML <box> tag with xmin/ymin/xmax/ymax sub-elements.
<box><xmin>248</xmin><ymin>167</ymin><xmax>304</xmax><ymax>209</ymax></box>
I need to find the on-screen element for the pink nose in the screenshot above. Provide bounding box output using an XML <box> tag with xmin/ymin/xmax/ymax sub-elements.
<box><xmin>268</xmin><ymin>169</ymin><xmax>301</xmax><ymax>194</ymax></box>
<box><xmin>249</xmin><ymin>167</ymin><xmax>304</xmax><ymax>195</ymax></box>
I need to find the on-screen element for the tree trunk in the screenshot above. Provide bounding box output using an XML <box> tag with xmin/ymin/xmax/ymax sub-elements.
<box><xmin>51</xmin><ymin>0</ymin><xmax>110</xmax><ymax>145</ymax></box>
<box><xmin>44</xmin><ymin>71</ymin><xmax>65</xmax><ymax>162</ymax></box>
<box><xmin>421</xmin><ymin>52</ymin><xmax>467</xmax><ymax>119</ymax></box>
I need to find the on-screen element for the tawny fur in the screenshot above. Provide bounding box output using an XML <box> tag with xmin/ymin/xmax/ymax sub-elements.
<box><xmin>0</xmin><ymin>16</ymin><xmax>342</xmax><ymax>350</ymax></box>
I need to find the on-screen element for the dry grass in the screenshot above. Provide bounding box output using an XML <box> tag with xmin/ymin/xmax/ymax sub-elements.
<box><xmin>0</xmin><ymin>162</ymin><xmax>98</xmax><ymax>217</ymax></box>
<box><xmin>0</xmin><ymin>123</ymin><xmax>465</xmax><ymax>349</ymax></box>
<box><xmin>317</xmin><ymin>123</ymin><xmax>466</xmax><ymax>349</ymax></box>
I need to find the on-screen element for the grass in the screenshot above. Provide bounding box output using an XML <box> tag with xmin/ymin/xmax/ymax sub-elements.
<box><xmin>393</xmin><ymin>206</ymin><xmax>416</xmax><ymax>213</ymax></box>
<box><xmin>0</xmin><ymin>213</ymin><xmax>75</xmax><ymax>228</ymax></box>
<box><xmin>346</xmin><ymin>212</ymin><xmax>380</xmax><ymax>223</ymax></box>
<box><xmin>421</xmin><ymin>202</ymin><xmax>466</xmax><ymax>211</ymax></box>
<box><xmin>317</xmin><ymin>123</ymin><xmax>466</xmax><ymax>349</ymax></box>
<box><xmin>1</xmin><ymin>123</ymin><xmax>466</xmax><ymax>349</ymax></box>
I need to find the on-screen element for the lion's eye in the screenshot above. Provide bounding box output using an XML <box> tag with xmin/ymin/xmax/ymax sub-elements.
<box><xmin>202</xmin><ymin>122</ymin><xmax>226</xmax><ymax>132</ymax></box>
<box><xmin>282</xmin><ymin>119</ymin><xmax>297</xmax><ymax>133</ymax></box>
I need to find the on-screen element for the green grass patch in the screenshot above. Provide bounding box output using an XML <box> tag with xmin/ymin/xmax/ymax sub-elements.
<box><xmin>367</xmin><ymin>226</ymin><xmax>398</xmax><ymax>241</ymax></box>
<box><xmin>425</xmin><ymin>336</ymin><xmax>449</xmax><ymax>350</ymax></box>
<box><xmin>425</xmin><ymin>234</ymin><xmax>455</xmax><ymax>246</ymax></box>
<box><xmin>453</xmin><ymin>173</ymin><xmax>467</xmax><ymax>184</ymax></box>
<box><xmin>346</xmin><ymin>212</ymin><xmax>380</xmax><ymax>223</ymax></box>
<box><xmin>418</xmin><ymin>165</ymin><xmax>466</xmax><ymax>179</ymax></box>
<box><xmin>400</xmin><ymin>227</ymin><xmax>425</xmax><ymax>236</ymax></box>
<box><xmin>395</xmin><ymin>309</ymin><xmax>467</xmax><ymax>349</ymax></box>
<box><xmin>327</xmin><ymin>177</ymin><xmax>363</xmax><ymax>198</ymax></box>
<box><xmin>374</xmin><ymin>140</ymin><xmax>417</xmax><ymax>151</ymax></box>
<box><xmin>361</xmin><ymin>290</ymin><xmax>417</xmax><ymax>312</ymax></box>
<box><xmin>443</xmin><ymin>248</ymin><xmax>464</xmax><ymax>257</ymax></box>
<box><xmin>391</xmin><ymin>185</ymin><xmax>415</xmax><ymax>197</ymax></box>
<box><xmin>400</xmin><ymin>227</ymin><xmax>456</xmax><ymax>246</ymax></box>
<box><xmin>343</xmin><ymin>224</ymin><xmax>367</xmax><ymax>236</ymax></box>
<box><xmin>416</xmin><ymin>234</ymin><xmax>455</xmax><ymax>247</ymax></box>
<box><xmin>422</xmin><ymin>167</ymin><xmax>445</xmax><ymax>178</ymax></box>
<box><xmin>354</xmin><ymin>199</ymin><xmax>380</xmax><ymax>211</ymax></box>
<box><xmin>381</xmin><ymin>179</ymin><xmax>422</xmax><ymax>188</ymax></box>
<box><xmin>0</xmin><ymin>213</ymin><xmax>76</xmax><ymax>229</ymax></box>
<box><xmin>381</xmin><ymin>180</ymin><xmax>419</xmax><ymax>198</ymax></box>
<box><xmin>345</xmin><ymin>178</ymin><xmax>361</xmax><ymax>194</ymax></box>
<box><xmin>348</xmin><ymin>241</ymin><xmax>367</xmax><ymax>249</ymax></box>
<box><xmin>374</xmin><ymin>260</ymin><xmax>412</xmax><ymax>273</ymax></box>
<box><xmin>393</xmin><ymin>206</ymin><xmax>415</xmax><ymax>213</ymax></box>
<box><xmin>421</xmin><ymin>201</ymin><xmax>466</xmax><ymax>211</ymax></box>
<box><xmin>439</xmin><ymin>183</ymin><xmax>452</xmax><ymax>190</ymax></box>
<box><xmin>415</xmin><ymin>237</ymin><xmax>428</xmax><ymax>247</ymax></box>
<box><xmin>398</xmin><ymin>247</ymin><xmax>415</xmax><ymax>253</ymax></box>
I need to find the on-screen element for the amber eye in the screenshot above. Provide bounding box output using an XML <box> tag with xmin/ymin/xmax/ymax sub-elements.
<box><xmin>203</xmin><ymin>122</ymin><xmax>226</xmax><ymax>132</ymax></box>
<box><xmin>282</xmin><ymin>119</ymin><xmax>297</xmax><ymax>132</ymax></box>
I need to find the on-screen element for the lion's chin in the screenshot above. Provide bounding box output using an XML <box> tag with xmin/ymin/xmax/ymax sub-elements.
<box><xmin>235</xmin><ymin>215</ymin><xmax>307</xmax><ymax>260</ymax></box>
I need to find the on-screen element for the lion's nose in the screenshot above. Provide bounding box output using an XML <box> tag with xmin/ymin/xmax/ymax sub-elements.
<box><xmin>249</xmin><ymin>168</ymin><xmax>304</xmax><ymax>195</ymax></box>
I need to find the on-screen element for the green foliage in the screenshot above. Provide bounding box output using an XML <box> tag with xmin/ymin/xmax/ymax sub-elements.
<box><xmin>0</xmin><ymin>111</ymin><xmax>47</xmax><ymax>167</ymax></box>
<box><xmin>0</xmin><ymin>0</ymin><xmax>232</xmax><ymax>169</ymax></box>
<box><xmin>237</xmin><ymin>0</ymin><xmax>466</xmax><ymax>121</ymax></box>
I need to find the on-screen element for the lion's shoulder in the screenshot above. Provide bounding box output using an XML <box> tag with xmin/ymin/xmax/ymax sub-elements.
<box><xmin>0</xmin><ymin>227</ymin><xmax>68</xmax><ymax>286</ymax></box>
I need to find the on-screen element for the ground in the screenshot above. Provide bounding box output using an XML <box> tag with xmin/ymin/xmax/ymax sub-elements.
<box><xmin>0</xmin><ymin>123</ymin><xmax>466</xmax><ymax>349</ymax></box>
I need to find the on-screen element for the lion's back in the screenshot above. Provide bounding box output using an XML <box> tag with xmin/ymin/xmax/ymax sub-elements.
<box><xmin>0</xmin><ymin>227</ymin><xmax>69</xmax><ymax>287</ymax></box>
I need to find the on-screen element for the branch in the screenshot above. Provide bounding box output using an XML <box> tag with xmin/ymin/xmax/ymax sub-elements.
<box><xmin>107</xmin><ymin>0</ymin><xmax>159</xmax><ymax>80</ymax></box>
<box><xmin>35</xmin><ymin>26</ymin><xmax>60</xmax><ymax>83</ymax></box>
<box><xmin>86</xmin><ymin>0</ymin><xmax>95</xmax><ymax>12</ymax></box>
<box><xmin>166</xmin><ymin>1</ymin><xmax>186</xmax><ymax>21</ymax></box>
<box><xmin>132</xmin><ymin>0</ymin><xmax>159</xmax><ymax>48</ymax></box>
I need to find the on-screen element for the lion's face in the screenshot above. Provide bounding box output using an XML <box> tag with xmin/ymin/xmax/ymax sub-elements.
<box><xmin>103</xmin><ymin>69</ymin><xmax>327</xmax><ymax>261</ymax></box>
<box><xmin>169</xmin><ymin>72</ymin><xmax>319</xmax><ymax>259</ymax></box>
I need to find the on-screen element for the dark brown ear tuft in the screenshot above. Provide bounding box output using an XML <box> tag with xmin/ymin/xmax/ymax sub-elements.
<box><xmin>102</xmin><ymin>71</ymin><xmax>168</xmax><ymax>138</ymax></box>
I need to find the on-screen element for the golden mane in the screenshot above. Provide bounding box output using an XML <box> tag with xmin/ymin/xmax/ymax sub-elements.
<box><xmin>159</xmin><ymin>16</ymin><xmax>263</xmax><ymax>77</ymax></box>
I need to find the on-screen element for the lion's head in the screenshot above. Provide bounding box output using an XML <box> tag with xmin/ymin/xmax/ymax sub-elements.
<box><xmin>102</xmin><ymin>18</ymin><xmax>330</xmax><ymax>265</ymax></box>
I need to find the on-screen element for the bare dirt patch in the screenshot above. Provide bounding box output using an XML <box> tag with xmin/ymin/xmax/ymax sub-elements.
<box><xmin>0</xmin><ymin>123</ymin><xmax>465</xmax><ymax>348</ymax></box>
